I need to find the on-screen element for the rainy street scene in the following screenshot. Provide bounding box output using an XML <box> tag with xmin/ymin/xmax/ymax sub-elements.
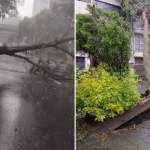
<box><xmin>0</xmin><ymin>0</ymin><xmax>74</xmax><ymax>150</ymax></box>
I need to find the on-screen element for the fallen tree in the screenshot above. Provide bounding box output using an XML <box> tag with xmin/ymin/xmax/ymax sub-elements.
<box><xmin>0</xmin><ymin>36</ymin><xmax>74</xmax><ymax>84</ymax></box>
<box><xmin>0</xmin><ymin>0</ymin><xmax>74</xmax><ymax>84</ymax></box>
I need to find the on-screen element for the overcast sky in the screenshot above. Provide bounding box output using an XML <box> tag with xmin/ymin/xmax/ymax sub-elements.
<box><xmin>18</xmin><ymin>0</ymin><xmax>34</xmax><ymax>17</ymax></box>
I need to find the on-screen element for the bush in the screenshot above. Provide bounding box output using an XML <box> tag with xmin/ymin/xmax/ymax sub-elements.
<box><xmin>76</xmin><ymin>68</ymin><xmax>141</xmax><ymax>122</ymax></box>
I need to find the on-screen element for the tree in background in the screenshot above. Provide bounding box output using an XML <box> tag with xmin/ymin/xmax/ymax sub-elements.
<box><xmin>0</xmin><ymin>0</ymin><xmax>74</xmax><ymax>84</ymax></box>
<box><xmin>0</xmin><ymin>0</ymin><xmax>24</xmax><ymax>19</ymax></box>
<box><xmin>15</xmin><ymin>1</ymin><xmax>74</xmax><ymax>78</ymax></box>
<box><xmin>76</xmin><ymin>5</ymin><xmax>132</xmax><ymax>76</ymax></box>
<box><xmin>120</xmin><ymin>0</ymin><xmax>150</xmax><ymax>91</ymax></box>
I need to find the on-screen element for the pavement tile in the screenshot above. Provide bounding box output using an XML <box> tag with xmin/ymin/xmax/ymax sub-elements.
<box><xmin>143</xmin><ymin>136</ymin><xmax>150</xmax><ymax>144</ymax></box>
<box><xmin>138</xmin><ymin>143</ymin><xmax>150</xmax><ymax>150</ymax></box>
<box><xmin>77</xmin><ymin>110</ymin><xmax>150</xmax><ymax>150</ymax></box>
<box><xmin>121</xmin><ymin>143</ymin><xmax>139</xmax><ymax>150</ymax></box>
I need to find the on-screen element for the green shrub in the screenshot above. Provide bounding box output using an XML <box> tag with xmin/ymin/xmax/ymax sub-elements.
<box><xmin>76</xmin><ymin>68</ymin><xmax>141</xmax><ymax>122</ymax></box>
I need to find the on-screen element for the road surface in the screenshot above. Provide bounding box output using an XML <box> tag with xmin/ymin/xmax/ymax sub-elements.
<box><xmin>0</xmin><ymin>56</ymin><xmax>74</xmax><ymax>150</ymax></box>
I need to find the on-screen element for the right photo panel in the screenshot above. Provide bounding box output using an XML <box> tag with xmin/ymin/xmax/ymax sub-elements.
<box><xmin>76</xmin><ymin>0</ymin><xmax>150</xmax><ymax>150</ymax></box>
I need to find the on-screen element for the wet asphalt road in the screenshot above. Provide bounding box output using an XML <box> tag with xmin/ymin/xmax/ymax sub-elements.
<box><xmin>0</xmin><ymin>56</ymin><xmax>74</xmax><ymax>150</ymax></box>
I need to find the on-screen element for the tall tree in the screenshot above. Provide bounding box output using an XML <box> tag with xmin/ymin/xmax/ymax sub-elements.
<box><xmin>0</xmin><ymin>0</ymin><xmax>74</xmax><ymax>84</ymax></box>
<box><xmin>76</xmin><ymin>5</ymin><xmax>132</xmax><ymax>75</ymax></box>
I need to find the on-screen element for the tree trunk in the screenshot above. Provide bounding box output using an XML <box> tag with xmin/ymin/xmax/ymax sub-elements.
<box><xmin>142</xmin><ymin>10</ymin><xmax>150</xmax><ymax>91</ymax></box>
<box><xmin>89</xmin><ymin>54</ymin><xmax>93</xmax><ymax>73</ymax></box>
<box><xmin>89</xmin><ymin>0</ymin><xmax>96</xmax><ymax>73</ymax></box>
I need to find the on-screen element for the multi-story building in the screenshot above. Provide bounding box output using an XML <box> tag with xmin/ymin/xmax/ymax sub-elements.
<box><xmin>32</xmin><ymin>0</ymin><xmax>50</xmax><ymax>16</ymax></box>
<box><xmin>76</xmin><ymin>0</ymin><xmax>145</xmax><ymax>75</ymax></box>
<box><xmin>0</xmin><ymin>17</ymin><xmax>21</xmax><ymax>46</ymax></box>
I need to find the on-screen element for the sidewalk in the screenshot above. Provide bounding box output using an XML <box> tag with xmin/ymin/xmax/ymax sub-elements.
<box><xmin>77</xmin><ymin>119</ymin><xmax>150</xmax><ymax>150</ymax></box>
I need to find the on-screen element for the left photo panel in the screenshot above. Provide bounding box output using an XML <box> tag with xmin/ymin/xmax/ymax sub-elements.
<box><xmin>0</xmin><ymin>0</ymin><xmax>74</xmax><ymax>150</ymax></box>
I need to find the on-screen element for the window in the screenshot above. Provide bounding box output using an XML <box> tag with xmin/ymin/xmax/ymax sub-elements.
<box><xmin>135</xmin><ymin>57</ymin><xmax>143</xmax><ymax>64</ymax></box>
<box><xmin>134</xmin><ymin>34</ymin><xmax>143</xmax><ymax>52</ymax></box>
<box><xmin>78</xmin><ymin>0</ymin><xmax>91</xmax><ymax>3</ymax></box>
<box><xmin>96</xmin><ymin>1</ymin><xmax>121</xmax><ymax>14</ymax></box>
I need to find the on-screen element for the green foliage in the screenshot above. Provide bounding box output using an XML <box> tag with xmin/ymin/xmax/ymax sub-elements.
<box><xmin>76</xmin><ymin>14</ymin><xmax>101</xmax><ymax>56</ymax></box>
<box><xmin>18</xmin><ymin>1</ymin><xmax>73</xmax><ymax>44</ymax></box>
<box><xmin>76</xmin><ymin>67</ymin><xmax>141</xmax><ymax>122</ymax></box>
<box><xmin>76</xmin><ymin>5</ymin><xmax>132</xmax><ymax>75</ymax></box>
<box><xmin>99</xmin><ymin>12</ymin><xmax>132</xmax><ymax>74</ymax></box>
<box><xmin>0</xmin><ymin>0</ymin><xmax>23</xmax><ymax>19</ymax></box>
<box><xmin>120</xmin><ymin>0</ymin><xmax>149</xmax><ymax>22</ymax></box>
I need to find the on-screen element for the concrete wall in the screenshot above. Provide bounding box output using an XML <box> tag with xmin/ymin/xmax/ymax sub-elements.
<box><xmin>76</xmin><ymin>1</ymin><xmax>89</xmax><ymax>14</ymax></box>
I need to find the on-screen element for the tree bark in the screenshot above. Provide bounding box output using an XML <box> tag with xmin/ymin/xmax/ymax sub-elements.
<box><xmin>142</xmin><ymin>10</ymin><xmax>150</xmax><ymax>91</ymax></box>
<box><xmin>89</xmin><ymin>53</ymin><xmax>93</xmax><ymax>73</ymax></box>
<box><xmin>89</xmin><ymin>0</ymin><xmax>96</xmax><ymax>72</ymax></box>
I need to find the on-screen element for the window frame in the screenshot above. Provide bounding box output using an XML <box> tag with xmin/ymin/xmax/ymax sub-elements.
<box><xmin>77</xmin><ymin>0</ymin><xmax>91</xmax><ymax>3</ymax></box>
<box><xmin>134</xmin><ymin>34</ymin><xmax>143</xmax><ymax>53</ymax></box>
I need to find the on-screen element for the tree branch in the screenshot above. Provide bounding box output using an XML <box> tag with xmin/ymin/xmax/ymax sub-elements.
<box><xmin>53</xmin><ymin>46</ymin><xmax>74</xmax><ymax>58</ymax></box>
<box><xmin>8</xmin><ymin>53</ymin><xmax>61</xmax><ymax>85</ymax></box>
<box><xmin>0</xmin><ymin>36</ymin><xmax>74</xmax><ymax>55</ymax></box>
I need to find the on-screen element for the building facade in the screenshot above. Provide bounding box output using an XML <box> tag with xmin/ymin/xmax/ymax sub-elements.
<box><xmin>32</xmin><ymin>0</ymin><xmax>50</xmax><ymax>16</ymax></box>
<box><xmin>0</xmin><ymin>17</ymin><xmax>21</xmax><ymax>46</ymax></box>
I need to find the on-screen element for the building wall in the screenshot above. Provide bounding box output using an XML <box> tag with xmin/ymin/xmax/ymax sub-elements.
<box><xmin>76</xmin><ymin>1</ymin><xmax>89</xmax><ymax>14</ymax></box>
<box><xmin>0</xmin><ymin>17</ymin><xmax>21</xmax><ymax>26</ymax></box>
<box><xmin>0</xmin><ymin>17</ymin><xmax>20</xmax><ymax>45</ymax></box>
<box><xmin>32</xmin><ymin>0</ymin><xmax>49</xmax><ymax>16</ymax></box>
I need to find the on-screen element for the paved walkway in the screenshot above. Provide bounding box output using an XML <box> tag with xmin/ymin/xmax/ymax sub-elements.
<box><xmin>77</xmin><ymin>120</ymin><xmax>150</xmax><ymax>150</ymax></box>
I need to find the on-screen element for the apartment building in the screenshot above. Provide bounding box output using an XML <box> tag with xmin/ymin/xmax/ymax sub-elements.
<box><xmin>76</xmin><ymin>0</ymin><xmax>145</xmax><ymax>75</ymax></box>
